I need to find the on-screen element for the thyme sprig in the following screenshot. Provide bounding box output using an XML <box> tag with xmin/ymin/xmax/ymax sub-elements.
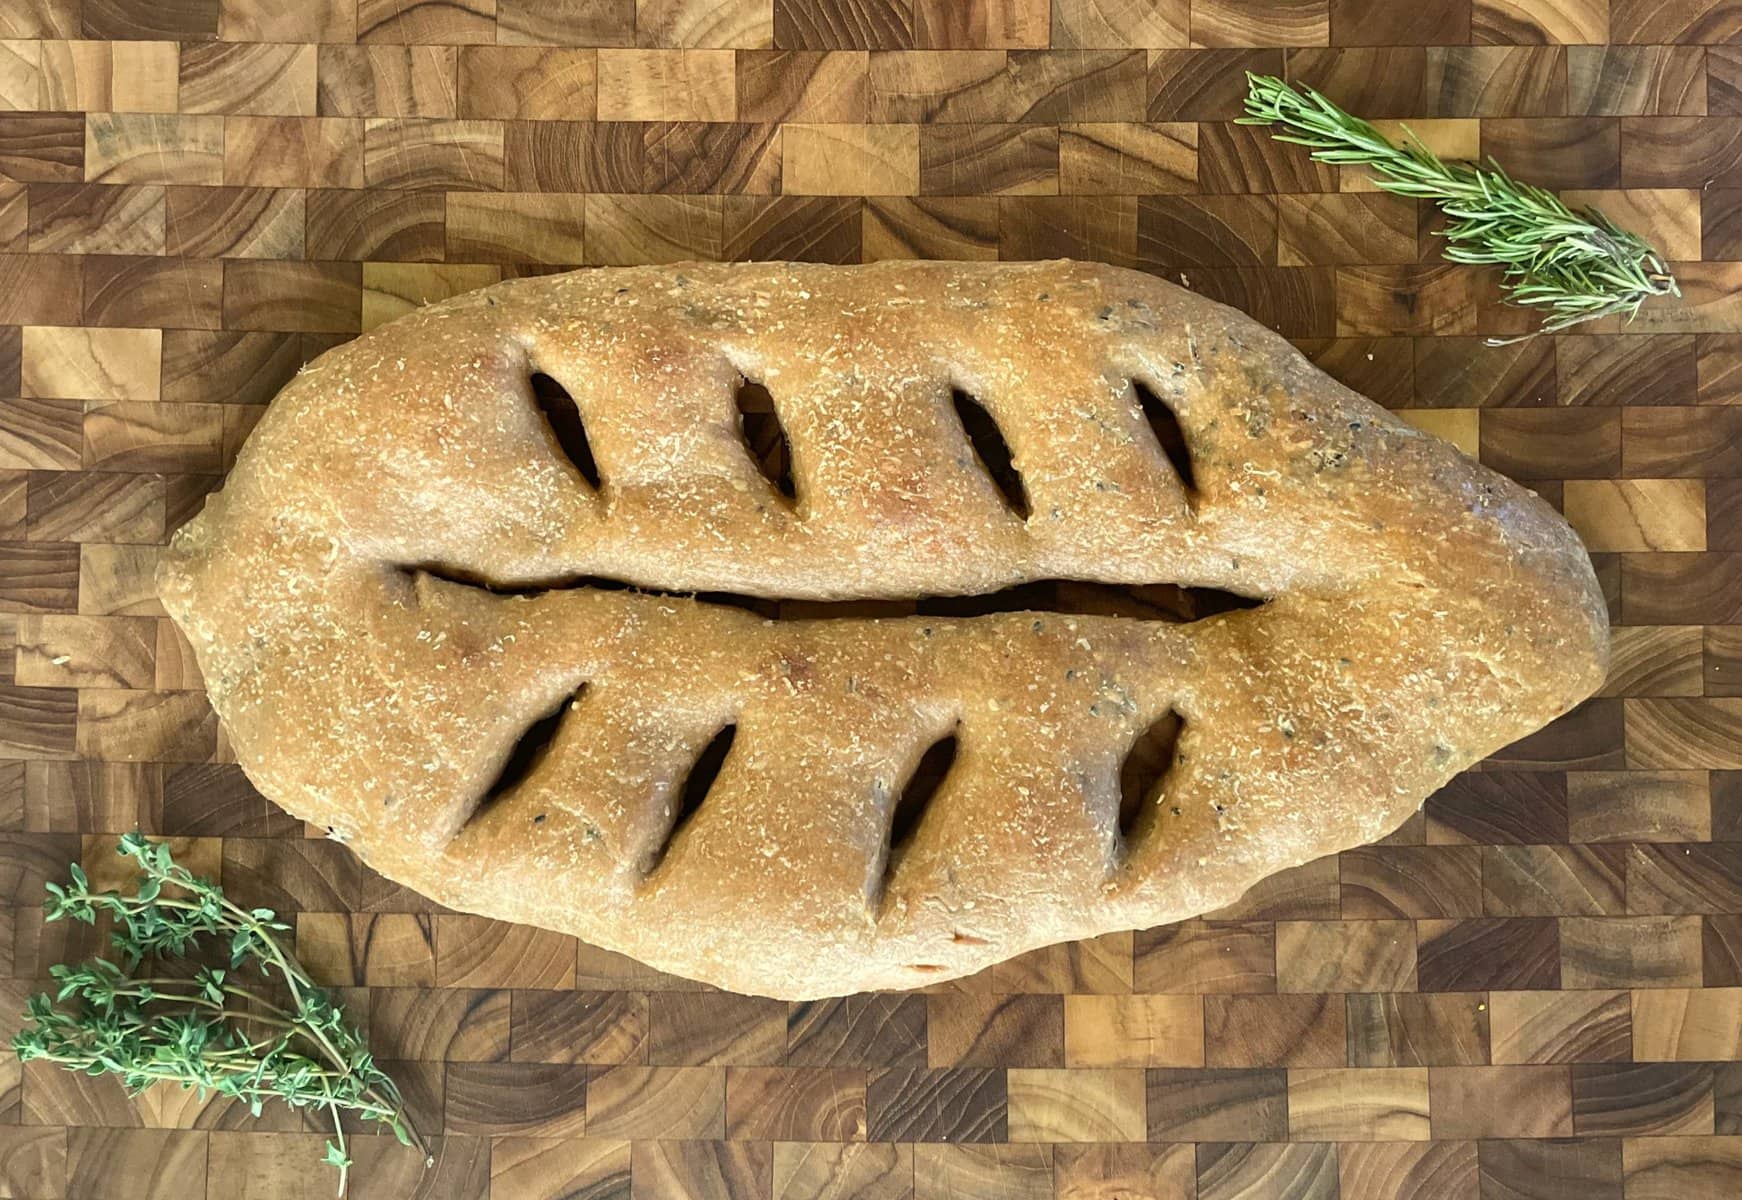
<box><xmin>1241</xmin><ymin>72</ymin><xmax>1679</xmax><ymax>343</ymax></box>
<box><xmin>11</xmin><ymin>832</ymin><xmax>429</xmax><ymax>1195</ymax></box>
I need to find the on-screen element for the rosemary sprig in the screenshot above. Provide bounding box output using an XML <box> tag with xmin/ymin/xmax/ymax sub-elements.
<box><xmin>11</xmin><ymin>833</ymin><xmax>430</xmax><ymax>1196</ymax></box>
<box><xmin>1240</xmin><ymin>72</ymin><xmax>1679</xmax><ymax>343</ymax></box>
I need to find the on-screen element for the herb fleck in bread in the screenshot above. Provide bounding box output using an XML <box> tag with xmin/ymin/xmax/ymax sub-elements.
<box><xmin>159</xmin><ymin>261</ymin><xmax>1607</xmax><ymax>999</ymax></box>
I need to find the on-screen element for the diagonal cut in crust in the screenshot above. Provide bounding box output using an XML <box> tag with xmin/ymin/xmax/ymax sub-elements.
<box><xmin>158</xmin><ymin>261</ymin><xmax>1608</xmax><ymax>998</ymax></box>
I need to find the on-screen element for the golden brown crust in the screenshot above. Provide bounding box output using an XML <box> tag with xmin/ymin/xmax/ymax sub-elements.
<box><xmin>158</xmin><ymin>261</ymin><xmax>1608</xmax><ymax>998</ymax></box>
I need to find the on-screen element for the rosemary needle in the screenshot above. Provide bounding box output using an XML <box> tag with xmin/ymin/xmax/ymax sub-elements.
<box><xmin>1240</xmin><ymin>72</ymin><xmax>1679</xmax><ymax>344</ymax></box>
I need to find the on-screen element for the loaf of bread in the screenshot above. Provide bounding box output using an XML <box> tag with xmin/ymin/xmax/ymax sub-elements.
<box><xmin>159</xmin><ymin>261</ymin><xmax>1608</xmax><ymax>998</ymax></box>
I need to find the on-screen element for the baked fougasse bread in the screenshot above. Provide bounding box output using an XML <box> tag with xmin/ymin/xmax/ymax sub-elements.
<box><xmin>159</xmin><ymin>260</ymin><xmax>1608</xmax><ymax>999</ymax></box>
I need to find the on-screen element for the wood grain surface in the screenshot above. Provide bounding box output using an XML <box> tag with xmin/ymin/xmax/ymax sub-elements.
<box><xmin>1</xmin><ymin>1</ymin><xmax>1740</xmax><ymax>1197</ymax></box>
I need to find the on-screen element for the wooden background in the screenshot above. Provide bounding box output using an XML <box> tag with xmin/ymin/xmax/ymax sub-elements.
<box><xmin>1</xmin><ymin>0</ymin><xmax>1740</xmax><ymax>1197</ymax></box>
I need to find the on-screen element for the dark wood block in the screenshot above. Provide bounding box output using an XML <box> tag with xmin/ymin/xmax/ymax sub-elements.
<box><xmin>1566</xmin><ymin>770</ymin><xmax>1710</xmax><ymax>843</ymax></box>
<box><xmin>1204</xmin><ymin>993</ymin><xmax>1344</xmax><ymax>1068</ymax></box>
<box><xmin>631</xmin><ymin>1139</ymin><xmax>771</xmax><ymax>1200</ymax></box>
<box><xmin>919</xmin><ymin>123</ymin><xmax>1059</xmax><ymax>195</ymax></box>
<box><xmin>28</xmin><ymin>184</ymin><xmax>165</xmax><ymax>256</ymax></box>
<box><xmin>0</xmin><ymin>326</ymin><xmax>17</xmax><ymax>398</ymax></box>
<box><xmin>0</xmin><ymin>399</ymin><xmax>82</xmax><ymax>473</ymax></box>
<box><xmin>1568</xmin><ymin>46</ymin><xmax>1705</xmax><ymax>116</ymax></box>
<box><xmin>164</xmin><ymin>186</ymin><xmax>303</xmax><ymax>259</ymax></box>
<box><xmin>1417</xmin><ymin>918</ymin><xmax>1560</xmax><ymax>991</ymax></box>
<box><xmin>1481</xmin><ymin>701</ymin><xmax>1624</xmax><ymax>772</ymax></box>
<box><xmin>1340</xmin><ymin>845</ymin><xmax>1484</xmax><ymax>920</ymax></box>
<box><xmin>645</xmin><ymin>122</ymin><xmax>782</xmax><ymax>194</ymax></box>
<box><xmin>1710</xmin><ymin>482</ymin><xmax>1742</xmax><ymax>553</ymax></box>
<box><xmin>82</xmin><ymin>256</ymin><xmax>222</xmax><ymax>331</ymax></box>
<box><xmin>510</xmin><ymin>989</ymin><xmax>646</xmax><ymax>1065</ymax></box>
<box><xmin>1280</xmin><ymin>192</ymin><xmax>1417</xmax><ymax>266</ymax></box>
<box><xmin>1197</xmin><ymin>1142</ymin><xmax>1337</xmax><ymax>1200</ymax></box>
<box><xmin>1622</xmin><ymin>555</ymin><xmax>1742</xmax><ymax>625</ymax></box>
<box><xmin>160</xmin><ymin>331</ymin><xmax>315</xmax><ymax>407</ymax></box>
<box><xmin>1431</xmin><ymin>1066</ymin><xmax>1574</xmax><ymax>1139</ymax></box>
<box><xmin>1147</xmin><ymin>49</ymin><xmax>1281</xmax><ymax>120</ymax></box>
<box><xmin>787</xmin><ymin>995</ymin><xmax>927</xmax><ymax>1068</ymax></box>
<box><xmin>1482</xmin><ymin>844</ymin><xmax>1627</xmax><ymax>916</ymax></box>
<box><xmin>1060</xmin><ymin>121</ymin><xmax>1196</xmax><ymax>195</ymax></box>
<box><xmin>647</xmin><ymin>992</ymin><xmax>785</xmax><ymax>1066</ymax></box>
<box><xmin>1286</xmin><ymin>48</ymin><xmax>1426</xmax><ymax>117</ymax></box>
<box><xmin>1557</xmin><ymin>334</ymin><xmax>1696</xmax><ymax>407</ymax></box>
<box><xmin>0</xmin><ymin>542</ymin><xmax>79</xmax><ymax>614</ymax></box>
<box><xmin>1629</xmin><ymin>843</ymin><xmax>1742</xmax><ymax>914</ymax></box>
<box><xmin>1198</xmin><ymin>122</ymin><xmax>1337</xmax><ymax>194</ymax></box>
<box><xmin>25</xmin><ymin>471</ymin><xmax>164</xmax><ymax>544</ymax></box>
<box><xmin>1426</xmin><ymin>771</ymin><xmax>1568</xmax><ymax>845</ymax></box>
<box><xmin>1612</xmin><ymin>0</ymin><xmax>1742</xmax><ymax>43</ymax></box>
<box><xmin>1561</xmin><ymin>914</ymin><xmax>1703</xmax><ymax>988</ymax></box>
<box><xmin>1482</xmin><ymin>407</ymin><xmax>1622</xmax><ymax>476</ymax></box>
<box><xmin>1337</xmin><ymin>265</ymin><xmax>1478</xmax><ymax>336</ymax></box>
<box><xmin>1721</xmin><ymin>1063</ymin><xmax>1742</xmax><ymax>1134</ymax></box>
<box><xmin>1624</xmin><ymin>407</ymin><xmax>1742</xmax><ymax>477</ymax></box>
<box><xmin>725</xmin><ymin>1067</ymin><xmax>866</xmax><ymax>1141</ymax></box>
<box><xmin>1147</xmin><ymin>1068</ymin><xmax>1287</xmax><ymax>1142</ymax></box>
<box><xmin>1717</xmin><ymin>46</ymin><xmax>1742</xmax><ymax>115</ymax></box>
<box><xmin>1209</xmin><ymin>855</ymin><xmax>1341</xmax><ymax>921</ymax></box>
<box><xmin>436</xmin><ymin>915</ymin><xmax>576</xmax><ymax>989</ymax></box>
<box><xmin>447</xmin><ymin>1062</ymin><xmax>588</xmax><ymax>1137</ymax></box>
<box><xmin>305</xmin><ymin>188</ymin><xmax>446</xmax><ymax>261</ymax></box>
<box><xmin>1277</xmin><ymin>920</ymin><xmax>1416</xmax><ymax>993</ymax></box>
<box><xmin>1182</xmin><ymin>266</ymin><xmax>1336</xmax><ymax>338</ymax></box>
<box><xmin>736</xmin><ymin>50</ymin><xmax>868</xmax><ymax>124</ymax></box>
<box><xmin>866</xmin><ymin>1066</ymin><xmax>1004</xmax><ymax>1142</ymax></box>
<box><xmin>1716</xmin><ymin>772</ymin><xmax>1742</xmax><ymax>841</ymax></box>
<box><xmin>1627</xmin><ymin>697</ymin><xmax>1742</xmax><ymax>770</ymax></box>
<box><xmin>0</xmin><ymin>255</ymin><xmax>82</xmax><ymax>326</ymax></box>
<box><xmin>1414</xmin><ymin>336</ymin><xmax>1554</xmax><ymax>408</ymax></box>
<box><xmin>871</xmin><ymin>50</ymin><xmax>1143</xmax><ymax>122</ymax></box>
<box><xmin>369</xmin><ymin>988</ymin><xmax>510</xmax><ymax>1062</ymax></box>
<box><xmin>23</xmin><ymin>761</ymin><xmax>155</xmax><ymax>833</ymax></box>
<box><xmin>219</xmin><ymin>836</ymin><xmax>360</xmax><ymax>914</ymax></box>
<box><xmin>1623</xmin><ymin>117</ymin><xmax>1742</xmax><ymax>187</ymax></box>
<box><xmin>1339</xmin><ymin>1141</ymin><xmax>1478</xmax><ymax>1200</ymax></box>
<box><xmin>1574</xmin><ymin>1062</ymin><xmax>1716</xmax><ymax>1136</ymax></box>
<box><xmin>1329</xmin><ymin>0</ymin><xmax>1469</xmax><ymax>44</ymax></box>
<box><xmin>1489</xmin><ymin>989</ymin><xmax>1631</xmax><ymax>1065</ymax></box>
<box><xmin>1707</xmin><ymin>188</ymin><xmax>1742</xmax><ymax>260</ymax></box>
<box><xmin>505</xmin><ymin>120</ymin><xmax>644</xmax><ymax>191</ymax></box>
<box><xmin>773</xmin><ymin>0</ymin><xmax>913</xmax><ymax>49</ymax></box>
<box><xmin>997</xmin><ymin>195</ymin><xmax>1136</xmax><ymax>266</ymax></box>
<box><xmin>1484</xmin><ymin>118</ymin><xmax>1621</xmax><ymax>189</ymax></box>
<box><xmin>1295</xmin><ymin>337</ymin><xmax>1413</xmax><ymax>408</ymax></box>
<box><xmin>158</xmin><ymin>762</ymin><xmax>300</xmax><ymax>837</ymax></box>
<box><xmin>1423</xmin><ymin>46</ymin><xmax>1566</xmax><ymax>118</ymax></box>
<box><xmin>863</xmin><ymin>196</ymin><xmax>998</xmax><ymax>260</ymax></box>
<box><xmin>1136</xmin><ymin>195</ymin><xmax>1276</xmax><ymax>270</ymax></box>
<box><xmin>0</xmin><ymin>114</ymin><xmax>83</xmax><ymax>184</ymax></box>
<box><xmin>223</xmin><ymin>260</ymin><xmax>362</xmax><ymax>333</ymax></box>
<box><xmin>1347</xmin><ymin>993</ymin><xmax>1490</xmax><ymax>1067</ymax></box>
<box><xmin>1134</xmin><ymin>919</ymin><xmax>1277</xmax><ymax>994</ymax></box>
<box><xmin>927</xmin><ymin>992</ymin><xmax>1062</xmax><ymax>1068</ymax></box>
<box><xmin>1475</xmin><ymin>1138</ymin><xmax>1622</xmax><ymax>1200</ymax></box>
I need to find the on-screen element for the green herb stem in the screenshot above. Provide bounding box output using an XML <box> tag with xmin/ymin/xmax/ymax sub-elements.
<box><xmin>1240</xmin><ymin>72</ymin><xmax>1678</xmax><ymax>342</ymax></box>
<box><xmin>12</xmin><ymin>833</ymin><xmax>430</xmax><ymax>1196</ymax></box>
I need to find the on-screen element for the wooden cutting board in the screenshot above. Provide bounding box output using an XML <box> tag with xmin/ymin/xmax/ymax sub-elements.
<box><xmin>2</xmin><ymin>1</ymin><xmax>1740</xmax><ymax>1197</ymax></box>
